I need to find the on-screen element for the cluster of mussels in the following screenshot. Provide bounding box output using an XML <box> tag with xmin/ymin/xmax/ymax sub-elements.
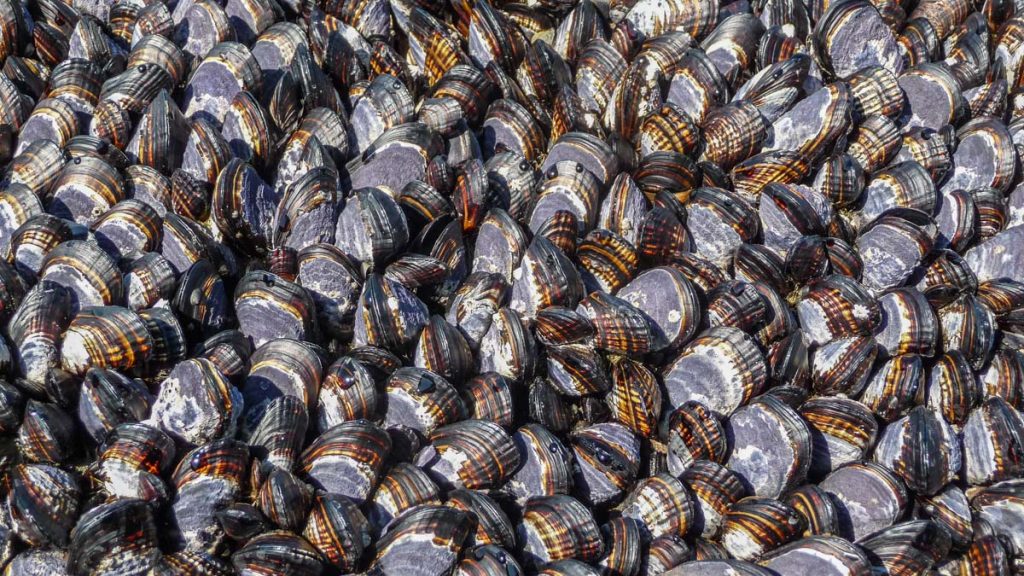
<box><xmin>1</xmin><ymin>0</ymin><xmax>1024</xmax><ymax>570</ymax></box>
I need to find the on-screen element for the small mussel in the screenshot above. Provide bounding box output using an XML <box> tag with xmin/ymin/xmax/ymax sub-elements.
<box><xmin>873</xmin><ymin>405</ymin><xmax>961</xmax><ymax>496</ymax></box>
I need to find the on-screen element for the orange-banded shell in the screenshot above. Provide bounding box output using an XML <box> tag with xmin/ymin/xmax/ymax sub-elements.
<box><xmin>0</xmin><ymin>185</ymin><xmax>46</xmax><ymax>259</ymax></box>
<box><xmin>469</xmin><ymin>0</ymin><xmax>527</xmax><ymax>71</ymax></box>
<box><xmin>859</xmin><ymin>354</ymin><xmax>924</xmax><ymax>423</ymax></box>
<box><xmin>77</xmin><ymin>367</ymin><xmax>153</xmax><ymax>445</ymax></box>
<box><xmin>299</xmin><ymin>419</ymin><xmax>391</xmax><ymax>504</ymax></box>
<box><xmin>234</xmin><ymin>271</ymin><xmax>316</xmax><ymax>348</ymax></box>
<box><xmin>634</xmin><ymin>151</ymin><xmax>701</xmax><ymax>198</ymax></box>
<box><xmin>963</xmin><ymin>397</ymin><xmax>1024</xmax><ymax>486</ymax></box>
<box><xmin>734</xmin><ymin>244</ymin><xmax>786</xmax><ymax>294</ymax></box>
<box><xmin>569</xmin><ymin>421</ymin><xmax>641</xmax><ymax>507</ymax></box>
<box><xmin>408</xmin><ymin>9</ymin><xmax>470</xmax><ymax>86</ymax></box>
<box><xmin>535</xmin><ymin>307</ymin><xmax>594</xmax><ymax>347</ymax></box>
<box><xmin>100</xmin><ymin>60</ymin><xmax>175</xmax><ymax>116</ymax></box>
<box><xmin>606</xmin><ymin>356</ymin><xmax>661</xmax><ymax>438</ymax></box>
<box><xmin>700</xmin><ymin>14</ymin><xmax>767</xmax><ymax>89</ymax></box>
<box><xmin>8</xmin><ymin>463</ymin><xmax>81</xmax><ymax>548</ymax></box>
<box><xmin>813</xmin><ymin>0</ymin><xmax>904</xmax><ymax>80</ymax></box>
<box><xmin>230</xmin><ymin>530</ymin><xmax>323</xmax><ymax>576</ymax></box>
<box><xmin>621</xmin><ymin>473</ymin><xmax>694</xmax><ymax>540</ymax></box>
<box><xmin>576</xmin><ymin>39</ymin><xmax>626</xmax><ymax>117</ymax></box>
<box><xmin>91</xmin><ymin>199</ymin><xmax>162</xmax><ymax>260</ymax></box>
<box><xmin>937</xmin><ymin>186</ymin><xmax>974</xmax><ymax>251</ymax></box>
<box><xmin>416</xmin><ymin>419</ymin><xmax>519</xmax><ymax>489</ymax></box>
<box><xmin>680</xmin><ymin>460</ymin><xmax>747</xmax><ymax>538</ymax></box>
<box><xmin>180</xmin><ymin>119</ymin><xmax>232</xmax><ymax>188</ymax></box>
<box><xmin>517</xmin><ymin>495</ymin><xmax>604</xmax><ymax>568</ymax></box>
<box><xmin>316</xmin><ymin>355</ymin><xmax>377</xmax><ymax>431</ymax></box>
<box><xmin>351</xmin><ymin>74</ymin><xmax>415</xmax><ymax>154</ymax></box>
<box><xmin>765</xmin><ymin>81</ymin><xmax>850</xmax><ymax>160</ymax></box>
<box><xmin>221</xmin><ymin>91</ymin><xmax>273</xmax><ymax>173</ymax></box>
<box><xmin>48</xmin><ymin>155</ymin><xmax>125</xmax><ymax>226</ymax></box>
<box><xmin>370</xmin><ymin>505</ymin><xmax>471</xmax><ymax>575</ymax></box>
<box><xmin>637</xmin><ymin>206</ymin><xmax>691</xmax><ymax>266</ymax></box>
<box><xmin>9</xmin><ymin>214</ymin><xmax>73</xmax><ymax>280</ymax></box>
<box><xmin>65</xmin><ymin>134</ymin><xmax>130</xmax><ymax>171</ymax></box>
<box><xmin>212</xmin><ymin>159</ymin><xmax>280</xmax><ymax>256</ymax></box>
<box><xmin>273</xmin><ymin>167</ymin><xmax>339</xmax><ymax>253</ymax></box>
<box><xmin>255</xmin><ymin>468</ymin><xmax>314</xmax><ymax>532</ymax></box>
<box><xmin>48</xmin><ymin>60</ymin><xmax>102</xmax><ymax>127</ymax></box>
<box><xmin>248</xmin><ymin>395</ymin><xmax>308</xmax><ymax>473</ymax></box>
<box><xmin>353</xmin><ymin>273</ymin><xmax>429</xmax><ymax>353</ymax></box>
<box><xmin>664</xmin><ymin>326</ymin><xmax>766</xmax><ymax>416</ymax></box>
<box><xmin>720</xmin><ymin>497</ymin><xmax>805</xmax><ymax>561</ymax></box>
<box><xmin>643</xmin><ymin>535</ymin><xmax>693</xmax><ymax>573</ymax></box>
<box><xmin>458</xmin><ymin>373</ymin><xmax>513</xmax><ymax>430</ymax></box>
<box><xmin>759</xmin><ymin>183</ymin><xmax>830</xmax><ymax>257</ymax></box>
<box><xmin>545</xmin><ymin>342</ymin><xmax>609</xmax><ymax>396</ymax></box>
<box><xmin>35</xmin><ymin>239</ymin><xmax>118</xmax><ymax>315</ymax></box>
<box><xmin>909</xmin><ymin>0</ymin><xmax>971</xmax><ymax>40</ymax></box>
<box><xmin>978</xmin><ymin>349</ymin><xmax>1024</xmax><ymax>408</ymax></box>
<box><xmin>897</xmin><ymin>63</ymin><xmax>961</xmax><ymax>132</ymax></box>
<box><xmin>576</xmin><ymin>291</ymin><xmax>653</xmax><ymax>356</ymax></box>
<box><xmin>707</xmin><ymin>280</ymin><xmax>768</xmax><ymax>334</ymax></box>
<box><xmin>60</xmin><ymin>305</ymin><xmax>151</xmax><ymax>375</ymax></box>
<box><xmin>800</xmin><ymin>397</ymin><xmax>878</xmax><ymax>478</ymax></box>
<box><xmin>14</xmin><ymin>98</ymin><xmax>78</xmax><ymax>158</ymax></box>
<box><xmin>732</xmin><ymin>150</ymin><xmax>812</xmax><ymax>201</ymax></box>
<box><xmin>432</xmin><ymin>65</ymin><xmax>497</xmax><ymax>127</ymax></box>
<box><xmin>597</xmin><ymin>173</ymin><xmax>648</xmax><ymax>248</ymax></box>
<box><xmin>6</xmin><ymin>280</ymin><xmax>71</xmax><ymax>388</ymax></box>
<box><xmin>149</xmin><ymin>358</ymin><xmax>240</xmax><ymax>449</ymax></box>
<box><xmin>366</xmin><ymin>462</ymin><xmax>441</xmax><ymax>533</ymax></box>
<box><xmin>766</xmin><ymin>331</ymin><xmax>810</xmax><ymax>391</ymax></box>
<box><xmin>129</xmin><ymin>34</ymin><xmax>186</xmax><ymax>86</ymax></box>
<box><xmin>138</xmin><ymin>306</ymin><xmax>188</xmax><ymax>375</ymax></box>
<box><xmin>858</xmin><ymin>520</ymin><xmax>953</xmax><ymax>575</ymax></box>
<box><xmin>978</xmin><ymin>279</ymin><xmax>1024</xmax><ymax>319</ymax></box>
<box><xmin>594</xmin><ymin>517</ymin><xmax>642</xmax><ymax>576</ymax></box>
<box><xmin>897</xmin><ymin>17</ymin><xmax>940</xmax><ymax>68</ymax></box>
<box><xmin>446</xmin><ymin>489</ymin><xmax>515</xmax><ymax>549</ymax></box>
<box><xmin>846</xmin><ymin>66</ymin><xmax>903</xmax><ymax>120</ymax></box>
<box><xmin>238</xmin><ymin>339</ymin><xmax>321</xmax><ymax>438</ymax></box>
<box><xmin>483</xmin><ymin>152</ymin><xmax>537</xmax><ymax>223</ymax></box>
<box><xmin>544</xmin><ymin>132</ymin><xmax>620</xmax><ymax>188</ymax></box>
<box><xmin>940</xmin><ymin>294</ymin><xmax>996</xmax><ymax>371</ymax></box>
<box><xmin>664</xmin><ymin>401</ymin><xmax>728</xmax><ymax>475</ymax></box>
<box><xmin>413</xmin><ymin>315</ymin><xmax>473</xmax><ymax>385</ymax></box>
<box><xmin>172</xmin><ymin>259</ymin><xmax>229</xmax><ymax>336</ymax></box>
<box><xmin>733</xmin><ymin>54</ymin><xmax>809</xmax><ymax>120</ymax></box>
<box><xmin>699</xmin><ymin>100</ymin><xmax>766</xmax><ymax>170</ymax></box>
<box><xmin>796</xmin><ymin>275</ymin><xmax>879</xmax><ymax>346</ymax></box>
<box><xmin>636</xmin><ymin>102</ymin><xmax>700</xmax><ymax>158</ymax></box>
<box><xmin>811</xmin><ymin>335</ymin><xmax>878</xmax><ymax>397</ymax></box>
<box><xmin>875</xmin><ymin>288</ymin><xmax>938</xmax><ymax>359</ymax></box>
<box><xmin>927</xmin><ymin>350</ymin><xmax>978</xmax><ymax>427</ymax></box>
<box><xmin>604</xmin><ymin>56</ymin><xmax>664</xmax><ymax>143</ymax></box>
<box><xmin>785</xmin><ymin>485</ymin><xmax>840</xmax><ymax>536</ymax></box>
<box><xmin>972</xmin><ymin>187</ymin><xmax>1007</xmax><ymax>241</ymax></box>
<box><xmin>812</xmin><ymin>153</ymin><xmax>864</xmax><ymax>208</ymax></box>
<box><xmin>507</xmin><ymin>423</ymin><xmax>574</xmax><ymax>501</ymax></box>
<box><xmin>17</xmin><ymin>400</ymin><xmax>77</xmax><ymax>464</ymax></box>
<box><xmin>303</xmin><ymin>493</ymin><xmax>371</xmax><ymax>573</ymax></box>
<box><xmin>384</xmin><ymin>367</ymin><xmax>465</xmax><ymax>436</ymax></box>
<box><xmin>471</xmin><ymin>208</ymin><xmax>527</xmax><ymax>284</ymax></box>
<box><xmin>509</xmin><ymin>236</ymin><xmax>584</xmax><ymax>320</ymax></box>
